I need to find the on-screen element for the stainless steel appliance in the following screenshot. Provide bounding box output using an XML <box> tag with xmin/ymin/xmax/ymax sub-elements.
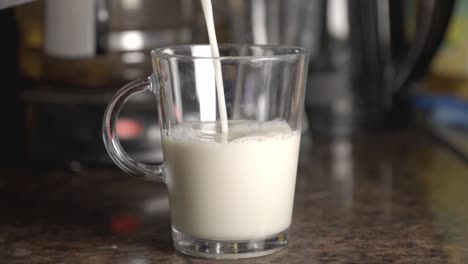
<box><xmin>220</xmin><ymin>0</ymin><xmax>455</xmax><ymax>136</ymax></box>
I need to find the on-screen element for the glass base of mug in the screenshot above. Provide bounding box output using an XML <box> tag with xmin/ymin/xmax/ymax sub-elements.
<box><xmin>172</xmin><ymin>227</ymin><xmax>289</xmax><ymax>259</ymax></box>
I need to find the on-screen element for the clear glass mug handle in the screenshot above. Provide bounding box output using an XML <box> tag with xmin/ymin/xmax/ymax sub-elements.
<box><xmin>102</xmin><ymin>76</ymin><xmax>164</xmax><ymax>181</ymax></box>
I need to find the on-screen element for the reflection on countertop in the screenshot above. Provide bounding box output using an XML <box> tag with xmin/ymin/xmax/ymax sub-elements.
<box><xmin>0</xmin><ymin>129</ymin><xmax>467</xmax><ymax>263</ymax></box>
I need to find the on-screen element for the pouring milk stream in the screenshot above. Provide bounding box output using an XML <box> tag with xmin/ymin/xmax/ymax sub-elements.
<box><xmin>200</xmin><ymin>0</ymin><xmax>229</xmax><ymax>136</ymax></box>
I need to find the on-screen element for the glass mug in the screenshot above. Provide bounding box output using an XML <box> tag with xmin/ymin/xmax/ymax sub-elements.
<box><xmin>102</xmin><ymin>44</ymin><xmax>309</xmax><ymax>259</ymax></box>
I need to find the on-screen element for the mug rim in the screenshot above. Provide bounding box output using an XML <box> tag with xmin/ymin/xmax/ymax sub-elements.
<box><xmin>151</xmin><ymin>43</ymin><xmax>308</xmax><ymax>60</ymax></box>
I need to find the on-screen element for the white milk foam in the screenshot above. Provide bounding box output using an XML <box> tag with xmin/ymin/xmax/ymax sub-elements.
<box><xmin>163</xmin><ymin>120</ymin><xmax>301</xmax><ymax>240</ymax></box>
<box><xmin>168</xmin><ymin>119</ymin><xmax>296</xmax><ymax>143</ymax></box>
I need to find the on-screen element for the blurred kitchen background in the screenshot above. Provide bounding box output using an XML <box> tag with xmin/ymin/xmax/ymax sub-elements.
<box><xmin>0</xmin><ymin>0</ymin><xmax>467</xmax><ymax>168</ymax></box>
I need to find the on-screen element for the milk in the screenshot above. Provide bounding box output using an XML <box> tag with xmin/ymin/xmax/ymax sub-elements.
<box><xmin>163</xmin><ymin>120</ymin><xmax>301</xmax><ymax>241</ymax></box>
<box><xmin>200</xmin><ymin>0</ymin><xmax>229</xmax><ymax>135</ymax></box>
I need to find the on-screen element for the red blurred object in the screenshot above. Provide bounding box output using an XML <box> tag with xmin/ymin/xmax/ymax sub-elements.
<box><xmin>110</xmin><ymin>214</ymin><xmax>142</xmax><ymax>235</ymax></box>
<box><xmin>116</xmin><ymin>119</ymin><xmax>143</xmax><ymax>139</ymax></box>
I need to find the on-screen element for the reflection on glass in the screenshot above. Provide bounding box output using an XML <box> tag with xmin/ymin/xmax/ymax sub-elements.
<box><xmin>330</xmin><ymin>138</ymin><xmax>354</xmax><ymax>216</ymax></box>
<box><xmin>143</xmin><ymin>196</ymin><xmax>169</xmax><ymax>215</ymax></box>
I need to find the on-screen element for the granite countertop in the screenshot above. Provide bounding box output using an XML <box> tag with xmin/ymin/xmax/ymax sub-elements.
<box><xmin>1</xmin><ymin>129</ymin><xmax>468</xmax><ymax>263</ymax></box>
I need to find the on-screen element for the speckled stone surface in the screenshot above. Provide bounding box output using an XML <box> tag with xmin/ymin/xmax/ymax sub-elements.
<box><xmin>1</xmin><ymin>130</ymin><xmax>467</xmax><ymax>263</ymax></box>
